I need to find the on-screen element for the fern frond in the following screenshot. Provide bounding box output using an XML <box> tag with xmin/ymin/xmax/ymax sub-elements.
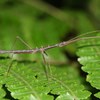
<box><xmin>0</xmin><ymin>86</ymin><xmax>6</xmax><ymax>100</ymax></box>
<box><xmin>94</xmin><ymin>92</ymin><xmax>100</xmax><ymax>99</ymax></box>
<box><xmin>0</xmin><ymin>59</ymin><xmax>91</xmax><ymax>100</ymax></box>
<box><xmin>76</xmin><ymin>32</ymin><xmax>100</xmax><ymax>99</ymax></box>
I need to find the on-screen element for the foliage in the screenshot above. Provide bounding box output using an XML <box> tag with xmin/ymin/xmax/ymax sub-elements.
<box><xmin>0</xmin><ymin>0</ymin><xmax>100</xmax><ymax>100</ymax></box>
<box><xmin>76</xmin><ymin>33</ymin><xmax>100</xmax><ymax>99</ymax></box>
<box><xmin>0</xmin><ymin>59</ymin><xmax>91</xmax><ymax>100</ymax></box>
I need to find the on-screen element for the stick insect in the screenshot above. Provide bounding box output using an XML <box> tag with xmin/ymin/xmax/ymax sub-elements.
<box><xmin>0</xmin><ymin>30</ymin><xmax>100</xmax><ymax>78</ymax></box>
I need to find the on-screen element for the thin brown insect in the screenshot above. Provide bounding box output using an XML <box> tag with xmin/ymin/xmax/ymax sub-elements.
<box><xmin>0</xmin><ymin>30</ymin><xmax>100</xmax><ymax>76</ymax></box>
<box><xmin>0</xmin><ymin>31</ymin><xmax>100</xmax><ymax>54</ymax></box>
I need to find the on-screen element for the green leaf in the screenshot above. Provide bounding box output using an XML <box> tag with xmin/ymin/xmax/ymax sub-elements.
<box><xmin>0</xmin><ymin>59</ymin><xmax>91</xmax><ymax>100</ymax></box>
<box><xmin>94</xmin><ymin>92</ymin><xmax>100</xmax><ymax>99</ymax></box>
<box><xmin>0</xmin><ymin>86</ymin><xmax>6</xmax><ymax>100</ymax></box>
<box><xmin>76</xmin><ymin>32</ymin><xmax>100</xmax><ymax>99</ymax></box>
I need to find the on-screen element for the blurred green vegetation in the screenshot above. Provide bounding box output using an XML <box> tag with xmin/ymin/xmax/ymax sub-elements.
<box><xmin>0</xmin><ymin>0</ymin><xmax>100</xmax><ymax>60</ymax></box>
<box><xmin>0</xmin><ymin>0</ymin><xmax>100</xmax><ymax>100</ymax></box>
